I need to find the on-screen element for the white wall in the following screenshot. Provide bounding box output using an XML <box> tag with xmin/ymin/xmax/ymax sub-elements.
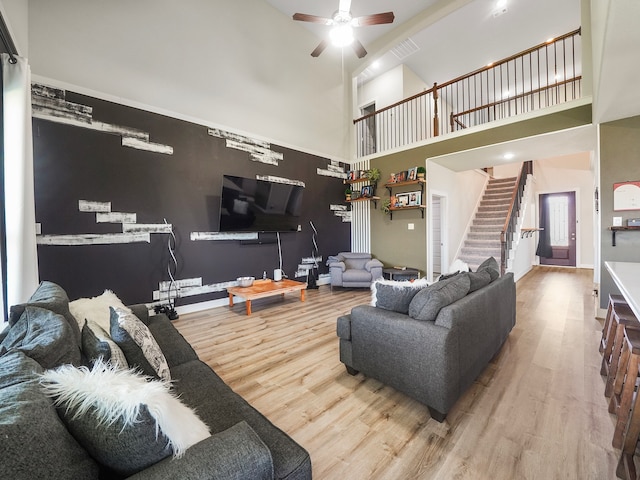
<box><xmin>426</xmin><ymin>162</ymin><xmax>487</xmax><ymax>269</ymax></box>
<box><xmin>27</xmin><ymin>0</ymin><xmax>348</xmax><ymax>161</ymax></box>
<box><xmin>356</xmin><ymin>64</ymin><xmax>427</xmax><ymax>114</ymax></box>
<box><xmin>0</xmin><ymin>0</ymin><xmax>28</xmax><ymax>57</ymax></box>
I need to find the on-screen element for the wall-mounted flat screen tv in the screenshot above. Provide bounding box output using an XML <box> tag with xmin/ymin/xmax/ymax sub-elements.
<box><xmin>218</xmin><ymin>175</ymin><xmax>304</xmax><ymax>232</ymax></box>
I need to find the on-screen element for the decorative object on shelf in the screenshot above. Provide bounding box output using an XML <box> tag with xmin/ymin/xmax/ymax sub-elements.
<box><xmin>360</xmin><ymin>185</ymin><xmax>374</xmax><ymax>198</ymax></box>
<box><xmin>407</xmin><ymin>191</ymin><xmax>422</xmax><ymax>206</ymax></box>
<box><xmin>345</xmin><ymin>187</ymin><xmax>352</xmax><ymax>201</ymax></box>
<box><xmin>307</xmin><ymin>221</ymin><xmax>319</xmax><ymax>289</ymax></box>
<box><xmin>154</xmin><ymin>219</ymin><xmax>179</xmax><ymax>321</ymax></box>
<box><xmin>407</xmin><ymin>167</ymin><xmax>418</xmax><ymax>181</ymax></box>
<box><xmin>417</xmin><ymin>166</ymin><xmax>426</xmax><ymax>179</ymax></box>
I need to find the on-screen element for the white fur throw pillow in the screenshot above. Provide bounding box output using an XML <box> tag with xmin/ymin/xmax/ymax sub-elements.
<box><xmin>70</xmin><ymin>290</ymin><xmax>131</xmax><ymax>333</ymax></box>
<box><xmin>371</xmin><ymin>278</ymin><xmax>431</xmax><ymax>314</ymax></box>
<box><xmin>40</xmin><ymin>360</ymin><xmax>210</xmax><ymax>475</ymax></box>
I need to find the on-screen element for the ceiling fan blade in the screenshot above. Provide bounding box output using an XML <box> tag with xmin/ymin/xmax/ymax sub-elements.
<box><xmin>352</xmin><ymin>39</ymin><xmax>367</xmax><ymax>58</ymax></box>
<box><xmin>311</xmin><ymin>39</ymin><xmax>329</xmax><ymax>57</ymax></box>
<box><xmin>351</xmin><ymin>12</ymin><xmax>395</xmax><ymax>27</ymax></box>
<box><xmin>293</xmin><ymin>13</ymin><xmax>333</xmax><ymax>25</ymax></box>
<box><xmin>338</xmin><ymin>0</ymin><xmax>352</xmax><ymax>14</ymax></box>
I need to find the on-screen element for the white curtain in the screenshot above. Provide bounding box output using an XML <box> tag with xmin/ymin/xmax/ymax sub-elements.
<box><xmin>2</xmin><ymin>53</ymin><xmax>39</xmax><ymax>308</ymax></box>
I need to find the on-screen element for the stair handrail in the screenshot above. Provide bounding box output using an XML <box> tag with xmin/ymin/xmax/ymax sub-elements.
<box><xmin>500</xmin><ymin>161</ymin><xmax>533</xmax><ymax>274</ymax></box>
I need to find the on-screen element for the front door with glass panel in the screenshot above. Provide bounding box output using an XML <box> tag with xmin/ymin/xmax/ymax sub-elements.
<box><xmin>539</xmin><ymin>191</ymin><xmax>576</xmax><ymax>267</ymax></box>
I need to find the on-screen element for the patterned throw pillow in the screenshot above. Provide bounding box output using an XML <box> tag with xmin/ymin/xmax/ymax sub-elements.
<box><xmin>371</xmin><ymin>278</ymin><xmax>431</xmax><ymax>314</ymax></box>
<box><xmin>81</xmin><ymin>320</ymin><xmax>128</xmax><ymax>369</ymax></box>
<box><xmin>40</xmin><ymin>360</ymin><xmax>210</xmax><ymax>476</ymax></box>
<box><xmin>109</xmin><ymin>307</ymin><xmax>171</xmax><ymax>382</ymax></box>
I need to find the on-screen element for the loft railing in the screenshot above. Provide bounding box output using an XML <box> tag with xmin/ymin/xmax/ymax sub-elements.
<box><xmin>354</xmin><ymin>28</ymin><xmax>582</xmax><ymax>158</ymax></box>
<box><xmin>500</xmin><ymin>161</ymin><xmax>533</xmax><ymax>275</ymax></box>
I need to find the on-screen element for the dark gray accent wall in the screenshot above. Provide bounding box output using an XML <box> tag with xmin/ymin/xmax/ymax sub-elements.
<box><xmin>32</xmin><ymin>86</ymin><xmax>350</xmax><ymax>306</ymax></box>
<box><xmin>599</xmin><ymin>115</ymin><xmax>640</xmax><ymax>308</ymax></box>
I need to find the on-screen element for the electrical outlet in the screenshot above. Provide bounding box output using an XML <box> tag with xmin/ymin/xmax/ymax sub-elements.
<box><xmin>408</xmin><ymin>223</ymin><xmax>415</xmax><ymax>230</ymax></box>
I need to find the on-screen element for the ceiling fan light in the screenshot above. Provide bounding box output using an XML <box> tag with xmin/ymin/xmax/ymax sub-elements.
<box><xmin>330</xmin><ymin>24</ymin><xmax>354</xmax><ymax>47</ymax></box>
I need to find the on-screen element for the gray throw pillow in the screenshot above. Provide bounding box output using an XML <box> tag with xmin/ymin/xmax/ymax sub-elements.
<box><xmin>1</xmin><ymin>306</ymin><xmax>82</xmax><ymax>368</ymax></box>
<box><xmin>9</xmin><ymin>281</ymin><xmax>81</xmax><ymax>345</ymax></box>
<box><xmin>81</xmin><ymin>320</ymin><xmax>128</xmax><ymax>369</ymax></box>
<box><xmin>465</xmin><ymin>270</ymin><xmax>492</xmax><ymax>293</ymax></box>
<box><xmin>477</xmin><ymin>256</ymin><xmax>500</xmax><ymax>281</ymax></box>
<box><xmin>371</xmin><ymin>278</ymin><xmax>431</xmax><ymax>314</ymax></box>
<box><xmin>408</xmin><ymin>274</ymin><xmax>471</xmax><ymax>321</ymax></box>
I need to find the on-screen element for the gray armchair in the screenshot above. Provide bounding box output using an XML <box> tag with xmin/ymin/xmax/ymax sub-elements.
<box><xmin>329</xmin><ymin>252</ymin><xmax>383</xmax><ymax>288</ymax></box>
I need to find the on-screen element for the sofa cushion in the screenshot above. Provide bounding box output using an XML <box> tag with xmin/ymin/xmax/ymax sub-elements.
<box><xmin>342</xmin><ymin>269</ymin><xmax>372</xmax><ymax>283</ymax></box>
<box><xmin>371</xmin><ymin>278</ymin><xmax>431</xmax><ymax>314</ymax></box>
<box><xmin>477</xmin><ymin>256</ymin><xmax>500</xmax><ymax>281</ymax></box>
<box><xmin>40</xmin><ymin>360</ymin><xmax>210</xmax><ymax>477</ymax></box>
<box><xmin>0</xmin><ymin>350</ymin><xmax>99</xmax><ymax>479</ymax></box>
<box><xmin>110</xmin><ymin>307</ymin><xmax>171</xmax><ymax>382</ymax></box>
<box><xmin>81</xmin><ymin>319</ymin><xmax>128</xmax><ymax>369</ymax></box>
<box><xmin>465</xmin><ymin>269</ymin><xmax>492</xmax><ymax>293</ymax></box>
<box><xmin>408</xmin><ymin>274</ymin><xmax>471</xmax><ymax>322</ymax></box>
<box><xmin>170</xmin><ymin>359</ymin><xmax>312</xmax><ymax>480</ymax></box>
<box><xmin>1</xmin><ymin>306</ymin><xmax>82</xmax><ymax>368</ymax></box>
<box><xmin>9</xmin><ymin>280</ymin><xmax>82</xmax><ymax>346</ymax></box>
<box><xmin>69</xmin><ymin>289</ymin><xmax>131</xmax><ymax>333</ymax></box>
<box><xmin>145</xmin><ymin>314</ymin><xmax>199</xmax><ymax>368</ymax></box>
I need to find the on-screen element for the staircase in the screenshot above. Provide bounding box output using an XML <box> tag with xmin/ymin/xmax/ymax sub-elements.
<box><xmin>458</xmin><ymin>176</ymin><xmax>517</xmax><ymax>271</ymax></box>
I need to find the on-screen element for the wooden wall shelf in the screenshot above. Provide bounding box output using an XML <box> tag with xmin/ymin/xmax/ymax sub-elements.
<box><xmin>347</xmin><ymin>196</ymin><xmax>379</xmax><ymax>208</ymax></box>
<box><xmin>609</xmin><ymin>226</ymin><xmax>640</xmax><ymax>246</ymax></box>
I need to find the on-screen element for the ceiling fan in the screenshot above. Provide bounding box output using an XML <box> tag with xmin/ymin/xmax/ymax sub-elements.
<box><xmin>293</xmin><ymin>0</ymin><xmax>394</xmax><ymax>58</ymax></box>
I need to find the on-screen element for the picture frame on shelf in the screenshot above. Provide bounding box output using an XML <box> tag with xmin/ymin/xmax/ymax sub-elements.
<box><xmin>347</xmin><ymin>170</ymin><xmax>356</xmax><ymax>181</ymax></box>
<box><xmin>361</xmin><ymin>185</ymin><xmax>374</xmax><ymax>198</ymax></box>
<box><xmin>408</xmin><ymin>191</ymin><xmax>422</xmax><ymax>206</ymax></box>
<box><xmin>407</xmin><ymin>167</ymin><xmax>418</xmax><ymax>181</ymax></box>
<box><xmin>388</xmin><ymin>172</ymin><xmax>397</xmax><ymax>183</ymax></box>
<box><xmin>395</xmin><ymin>193</ymin><xmax>409</xmax><ymax>207</ymax></box>
<box><xmin>351</xmin><ymin>190</ymin><xmax>360</xmax><ymax>200</ymax></box>
<box><xmin>397</xmin><ymin>170</ymin><xmax>407</xmax><ymax>182</ymax></box>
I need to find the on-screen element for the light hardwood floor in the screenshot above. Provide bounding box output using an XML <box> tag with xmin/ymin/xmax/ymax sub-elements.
<box><xmin>174</xmin><ymin>267</ymin><xmax>619</xmax><ymax>479</ymax></box>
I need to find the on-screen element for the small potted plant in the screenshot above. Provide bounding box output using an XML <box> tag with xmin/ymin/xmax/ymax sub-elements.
<box><xmin>365</xmin><ymin>167</ymin><xmax>381</xmax><ymax>185</ymax></box>
<box><xmin>345</xmin><ymin>187</ymin><xmax>352</xmax><ymax>201</ymax></box>
<box><xmin>417</xmin><ymin>166</ymin><xmax>426</xmax><ymax>180</ymax></box>
<box><xmin>381</xmin><ymin>198</ymin><xmax>392</xmax><ymax>215</ymax></box>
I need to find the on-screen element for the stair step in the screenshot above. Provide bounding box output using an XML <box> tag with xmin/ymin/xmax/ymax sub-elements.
<box><xmin>481</xmin><ymin>198</ymin><xmax>512</xmax><ymax>206</ymax></box>
<box><xmin>476</xmin><ymin>211</ymin><xmax>507</xmax><ymax>219</ymax></box>
<box><xmin>461</xmin><ymin>247</ymin><xmax>501</xmax><ymax>258</ymax></box>
<box><xmin>483</xmin><ymin>191</ymin><xmax>513</xmax><ymax>200</ymax></box>
<box><xmin>464</xmin><ymin>238</ymin><xmax>502</xmax><ymax>248</ymax></box>
<box><xmin>478</xmin><ymin>204</ymin><xmax>510</xmax><ymax>213</ymax></box>
<box><xmin>488</xmin><ymin>176</ymin><xmax>517</xmax><ymax>185</ymax></box>
<box><xmin>468</xmin><ymin>232</ymin><xmax>501</xmax><ymax>241</ymax></box>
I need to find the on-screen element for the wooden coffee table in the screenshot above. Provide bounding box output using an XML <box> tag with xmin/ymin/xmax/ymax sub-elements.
<box><xmin>227</xmin><ymin>279</ymin><xmax>306</xmax><ymax>316</ymax></box>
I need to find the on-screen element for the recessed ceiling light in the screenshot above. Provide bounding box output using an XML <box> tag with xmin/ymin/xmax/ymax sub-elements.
<box><xmin>372</xmin><ymin>60</ymin><xmax>381</xmax><ymax>69</ymax></box>
<box><xmin>496</xmin><ymin>0</ymin><xmax>507</xmax><ymax>8</ymax></box>
<box><xmin>503</xmin><ymin>153</ymin><xmax>515</xmax><ymax>160</ymax></box>
<box><xmin>493</xmin><ymin>0</ymin><xmax>508</xmax><ymax>17</ymax></box>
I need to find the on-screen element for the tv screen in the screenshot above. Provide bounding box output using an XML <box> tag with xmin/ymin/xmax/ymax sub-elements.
<box><xmin>218</xmin><ymin>175</ymin><xmax>304</xmax><ymax>233</ymax></box>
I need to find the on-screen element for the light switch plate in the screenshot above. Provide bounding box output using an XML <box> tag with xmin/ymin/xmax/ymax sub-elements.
<box><xmin>408</xmin><ymin>223</ymin><xmax>415</xmax><ymax>230</ymax></box>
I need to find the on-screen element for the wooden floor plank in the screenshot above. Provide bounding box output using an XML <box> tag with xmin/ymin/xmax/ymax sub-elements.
<box><xmin>174</xmin><ymin>267</ymin><xmax>619</xmax><ymax>479</ymax></box>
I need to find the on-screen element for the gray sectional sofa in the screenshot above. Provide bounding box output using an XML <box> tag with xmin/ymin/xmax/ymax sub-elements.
<box><xmin>337</xmin><ymin>261</ymin><xmax>516</xmax><ymax>422</ymax></box>
<box><xmin>0</xmin><ymin>281</ymin><xmax>311</xmax><ymax>479</ymax></box>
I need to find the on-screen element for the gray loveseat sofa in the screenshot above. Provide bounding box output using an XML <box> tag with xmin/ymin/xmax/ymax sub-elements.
<box><xmin>337</xmin><ymin>263</ymin><xmax>516</xmax><ymax>422</ymax></box>
<box><xmin>0</xmin><ymin>281</ymin><xmax>311</xmax><ymax>479</ymax></box>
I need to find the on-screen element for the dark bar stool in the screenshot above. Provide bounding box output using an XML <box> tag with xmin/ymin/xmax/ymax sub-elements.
<box><xmin>610</xmin><ymin>328</ymin><xmax>640</xmax><ymax>434</ymax></box>
<box><xmin>604</xmin><ymin>304</ymin><xmax>639</xmax><ymax>397</ymax></box>
<box><xmin>601</xmin><ymin>293</ymin><xmax>627</xmax><ymax>355</ymax></box>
